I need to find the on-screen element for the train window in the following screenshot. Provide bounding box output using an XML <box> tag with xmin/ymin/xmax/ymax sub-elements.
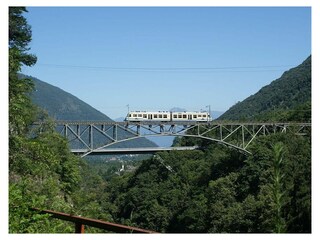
<box><xmin>138</xmin><ymin>114</ymin><xmax>142</xmax><ymax>117</ymax></box>
<box><xmin>198</xmin><ymin>115</ymin><xmax>202</xmax><ymax>117</ymax></box>
<box><xmin>133</xmin><ymin>114</ymin><xmax>137</xmax><ymax>117</ymax></box>
<box><xmin>173</xmin><ymin>115</ymin><xmax>177</xmax><ymax>118</ymax></box>
<box><xmin>154</xmin><ymin>114</ymin><xmax>158</xmax><ymax>118</ymax></box>
<box><xmin>129</xmin><ymin>114</ymin><xmax>132</xmax><ymax>117</ymax></box>
<box><xmin>163</xmin><ymin>114</ymin><xmax>167</xmax><ymax>118</ymax></box>
<box><xmin>159</xmin><ymin>114</ymin><xmax>162</xmax><ymax>118</ymax></box>
<box><xmin>143</xmin><ymin>114</ymin><xmax>147</xmax><ymax>118</ymax></box>
<box><xmin>203</xmin><ymin>115</ymin><xmax>206</xmax><ymax>118</ymax></box>
<box><xmin>183</xmin><ymin>114</ymin><xmax>187</xmax><ymax>118</ymax></box>
<box><xmin>178</xmin><ymin>115</ymin><xmax>182</xmax><ymax>118</ymax></box>
<box><xmin>193</xmin><ymin>115</ymin><xmax>197</xmax><ymax>118</ymax></box>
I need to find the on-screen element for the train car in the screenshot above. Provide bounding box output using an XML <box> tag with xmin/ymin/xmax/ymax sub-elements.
<box><xmin>125</xmin><ymin>111</ymin><xmax>212</xmax><ymax>122</ymax></box>
<box><xmin>171</xmin><ymin>111</ymin><xmax>211</xmax><ymax>122</ymax></box>
<box><xmin>124</xmin><ymin>111</ymin><xmax>170</xmax><ymax>122</ymax></box>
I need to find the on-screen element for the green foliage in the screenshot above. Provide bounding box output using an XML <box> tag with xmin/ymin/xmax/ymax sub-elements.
<box><xmin>9</xmin><ymin>121</ymin><xmax>82</xmax><ymax>232</ymax></box>
<box><xmin>8</xmin><ymin>7</ymin><xmax>82</xmax><ymax>233</ymax></box>
<box><xmin>207</xmin><ymin>173</ymin><xmax>243</xmax><ymax>233</ymax></box>
<box><xmin>9</xmin><ymin>7</ymin><xmax>37</xmax><ymax>67</ymax></box>
<box><xmin>270</xmin><ymin>142</ymin><xmax>286</xmax><ymax>233</ymax></box>
<box><xmin>98</xmin><ymin>132</ymin><xmax>310</xmax><ymax>233</ymax></box>
<box><xmin>9</xmin><ymin>181</ymin><xmax>48</xmax><ymax>233</ymax></box>
<box><xmin>244</xmin><ymin>134</ymin><xmax>311</xmax><ymax>232</ymax></box>
<box><xmin>9</xmin><ymin>7</ymin><xmax>37</xmax><ymax>136</ymax></box>
<box><xmin>70</xmin><ymin>160</ymin><xmax>116</xmax><ymax>223</ymax></box>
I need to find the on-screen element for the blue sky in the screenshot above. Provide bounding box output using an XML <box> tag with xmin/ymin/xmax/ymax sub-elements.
<box><xmin>22</xmin><ymin>7</ymin><xmax>311</xmax><ymax>119</ymax></box>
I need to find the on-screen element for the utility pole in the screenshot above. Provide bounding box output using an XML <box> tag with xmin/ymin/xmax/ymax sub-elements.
<box><xmin>206</xmin><ymin>105</ymin><xmax>211</xmax><ymax>121</ymax></box>
<box><xmin>126</xmin><ymin>104</ymin><xmax>130</xmax><ymax>114</ymax></box>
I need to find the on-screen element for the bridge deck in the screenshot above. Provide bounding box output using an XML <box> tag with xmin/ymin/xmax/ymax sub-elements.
<box><xmin>54</xmin><ymin>121</ymin><xmax>311</xmax><ymax>126</ymax></box>
<box><xmin>72</xmin><ymin>146</ymin><xmax>199</xmax><ymax>155</ymax></box>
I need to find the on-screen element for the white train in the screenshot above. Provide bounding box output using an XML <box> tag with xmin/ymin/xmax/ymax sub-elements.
<box><xmin>125</xmin><ymin>111</ymin><xmax>212</xmax><ymax>122</ymax></box>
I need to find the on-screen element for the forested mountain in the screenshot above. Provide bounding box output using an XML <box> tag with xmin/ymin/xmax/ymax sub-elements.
<box><xmin>100</xmin><ymin>134</ymin><xmax>311</xmax><ymax>233</ymax></box>
<box><xmin>27</xmin><ymin>75</ymin><xmax>113</xmax><ymax>121</ymax></box>
<box><xmin>24</xmin><ymin>74</ymin><xmax>157</xmax><ymax>148</ymax></box>
<box><xmin>218</xmin><ymin>56</ymin><xmax>311</xmax><ymax>121</ymax></box>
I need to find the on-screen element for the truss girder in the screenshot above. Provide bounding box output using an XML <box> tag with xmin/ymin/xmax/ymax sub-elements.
<box><xmin>52</xmin><ymin>121</ymin><xmax>311</xmax><ymax>157</ymax></box>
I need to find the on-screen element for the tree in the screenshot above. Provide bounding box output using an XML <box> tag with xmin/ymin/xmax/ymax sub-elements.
<box><xmin>270</xmin><ymin>142</ymin><xmax>286</xmax><ymax>233</ymax></box>
<box><xmin>8</xmin><ymin>7</ymin><xmax>83</xmax><ymax>233</ymax></box>
<box><xmin>9</xmin><ymin>7</ymin><xmax>37</xmax><ymax>137</ymax></box>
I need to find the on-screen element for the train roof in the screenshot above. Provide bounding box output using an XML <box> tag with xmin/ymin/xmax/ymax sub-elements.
<box><xmin>127</xmin><ymin>111</ymin><xmax>210</xmax><ymax>114</ymax></box>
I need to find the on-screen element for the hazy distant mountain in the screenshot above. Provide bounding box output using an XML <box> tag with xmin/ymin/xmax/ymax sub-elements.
<box><xmin>218</xmin><ymin>55</ymin><xmax>311</xmax><ymax>121</ymax></box>
<box><xmin>211</xmin><ymin>111</ymin><xmax>224</xmax><ymax>119</ymax></box>
<box><xmin>23</xmin><ymin>75</ymin><xmax>157</xmax><ymax>148</ymax></box>
<box><xmin>170</xmin><ymin>107</ymin><xmax>187</xmax><ymax>112</ymax></box>
<box><xmin>114</xmin><ymin>117</ymin><xmax>125</xmax><ymax>122</ymax></box>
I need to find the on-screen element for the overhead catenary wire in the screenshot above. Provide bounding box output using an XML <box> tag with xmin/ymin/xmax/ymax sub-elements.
<box><xmin>36</xmin><ymin>63</ymin><xmax>310</xmax><ymax>73</ymax></box>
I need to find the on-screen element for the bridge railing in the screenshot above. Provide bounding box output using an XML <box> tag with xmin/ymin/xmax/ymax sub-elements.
<box><xmin>32</xmin><ymin>208</ymin><xmax>157</xmax><ymax>233</ymax></box>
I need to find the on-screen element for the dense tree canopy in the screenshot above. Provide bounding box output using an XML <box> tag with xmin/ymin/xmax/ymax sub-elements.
<box><xmin>100</xmin><ymin>133</ymin><xmax>311</xmax><ymax>233</ymax></box>
<box><xmin>9</xmin><ymin>7</ymin><xmax>37</xmax><ymax>136</ymax></box>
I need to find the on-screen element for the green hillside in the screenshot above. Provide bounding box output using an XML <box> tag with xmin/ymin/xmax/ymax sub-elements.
<box><xmin>24</xmin><ymin>75</ymin><xmax>157</xmax><ymax>148</ymax></box>
<box><xmin>27</xmin><ymin>75</ymin><xmax>113</xmax><ymax>121</ymax></box>
<box><xmin>218</xmin><ymin>56</ymin><xmax>311</xmax><ymax>121</ymax></box>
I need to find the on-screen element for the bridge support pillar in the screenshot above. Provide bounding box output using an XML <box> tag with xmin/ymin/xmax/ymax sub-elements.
<box><xmin>113</xmin><ymin>125</ymin><xmax>118</xmax><ymax>140</ymax></box>
<box><xmin>89</xmin><ymin>125</ymin><xmax>93</xmax><ymax>150</ymax></box>
<box><xmin>171</xmin><ymin>125</ymin><xmax>176</xmax><ymax>134</ymax></box>
<box><xmin>64</xmin><ymin>124</ymin><xmax>68</xmax><ymax>138</ymax></box>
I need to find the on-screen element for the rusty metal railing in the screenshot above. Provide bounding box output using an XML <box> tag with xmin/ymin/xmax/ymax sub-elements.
<box><xmin>32</xmin><ymin>208</ymin><xmax>158</xmax><ymax>233</ymax></box>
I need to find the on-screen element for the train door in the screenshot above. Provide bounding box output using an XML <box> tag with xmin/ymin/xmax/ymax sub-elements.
<box><xmin>188</xmin><ymin>114</ymin><xmax>192</xmax><ymax>120</ymax></box>
<box><xmin>148</xmin><ymin>114</ymin><xmax>153</xmax><ymax>120</ymax></box>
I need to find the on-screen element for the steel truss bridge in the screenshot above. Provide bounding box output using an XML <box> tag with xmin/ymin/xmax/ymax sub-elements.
<box><xmin>47</xmin><ymin>121</ymin><xmax>311</xmax><ymax>157</ymax></box>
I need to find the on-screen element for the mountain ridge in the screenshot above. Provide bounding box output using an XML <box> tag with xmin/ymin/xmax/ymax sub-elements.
<box><xmin>218</xmin><ymin>55</ymin><xmax>311</xmax><ymax>121</ymax></box>
<box><xmin>25</xmin><ymin>75</ymin><xmax>113</xmax><ymax>121</ymax></box>
<box><xmin>22</xmin><ymin>74</ymin><xmax>157</xmax><ymax>148</ymax></box>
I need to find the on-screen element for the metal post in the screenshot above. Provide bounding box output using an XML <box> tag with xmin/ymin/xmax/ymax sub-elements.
<box><xmin>137</xmin><ymin>125</ymin><xmax>140</xmax><ymax>135</ymax></box>
<box><xmin>206</xmin><ymin>105</ymin><xmax>211</xmax><ymax>121</ymax></box>
<box><xmin>77</xmin><ymin>124</ymin><xmax>80</xmax><ymax>137</ymax></box>
<box><xmin>64</xmin><ymin>124</ymin><xmax>68</xmax><ymax>138</ymax></box>
<box><xmin>75</xmin><ymin>222</ymin><xmax>85</xmax><ymax>233</ymax></box>
<box><xmin>113</xmin><ymin>124</ymin><xmax>117</xmax><ymax>141</ymax></box>
<box><xmin>242</xmin><ymin>125</ymin><xmax>245</xmax><ymax>148</ymax></box>
<box><xmin>89</xmin><ymin>124</ymin><xmax>93</xmax><ymax>150</ymax></box>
